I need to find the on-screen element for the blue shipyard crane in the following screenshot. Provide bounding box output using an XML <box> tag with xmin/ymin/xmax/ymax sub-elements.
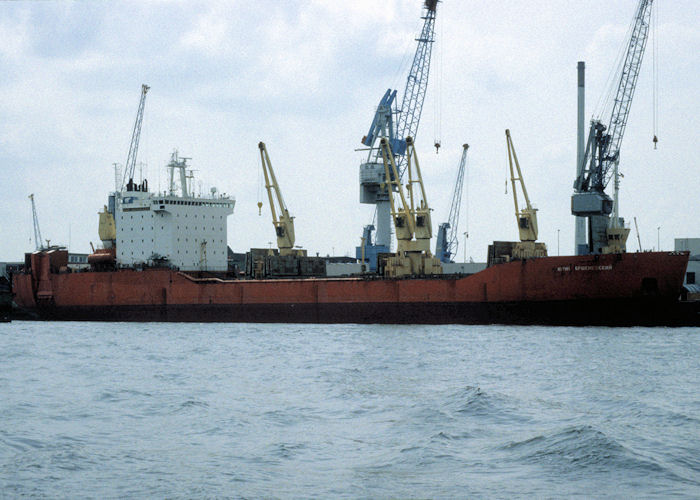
<box><xmin>357</xmin><ymin>0</ymin><xmax>439</xmax><ymax>271</ymax></box>
<box><xmin>121</xmin><ymin>84</ymin><xmax>150</xmax><ymax>192</ymax></box>
<box><xmin>572</xmin><ymin>0</ymin><xmax>653</xmax><ymax>255</ymax></box>
<box><xmin>435</xmin><ymin>143</ymin><xmax>469</xmax><ymax>263</ymax></box>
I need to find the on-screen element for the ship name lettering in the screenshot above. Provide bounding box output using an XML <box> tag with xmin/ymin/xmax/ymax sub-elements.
<box><xmin>574</xmin><ymin>265</ymin><xmax>613</xmax><ymax>271</ymax></box>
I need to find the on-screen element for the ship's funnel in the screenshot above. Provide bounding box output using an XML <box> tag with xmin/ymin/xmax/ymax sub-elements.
<box><xmin>575</xmin><ymin>61</ymin><xmax>587</xmax><ymax>255</ymax></box>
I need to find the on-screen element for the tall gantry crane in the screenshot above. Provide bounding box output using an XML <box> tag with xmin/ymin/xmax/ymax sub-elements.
<box><xmin>121</xmin><ymin>84</ymin><xmax>150</xmax><ymax>191</ymax></box>
<box><xmin>572</xmin><ymin>0</ymin><xmax>653</xmax><ymax>255</ymax></box>
<box><xmin>258</xmin><ymin>142</ymin><xmax>302</xmax><ymax>257</ymax></box>
<box><xmin>357</xmin><ymin>0</ymin><xmax>439</xmax><ymax>270</ymax></box>
<box><xmin>29</xmin><ymin>194</ymin><xmax>44</xmax><ymax>251</ymax></box>
<box><xmin>436</xmin><ymin>143</ymin><xmax>469</xmax><ymax>263</ymax></box>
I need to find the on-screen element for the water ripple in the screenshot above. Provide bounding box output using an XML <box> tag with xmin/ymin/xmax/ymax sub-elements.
<box><xmin>1</xmin><ymin>321</ymin><xmax>699</xmax><ymax>498</ymax></box>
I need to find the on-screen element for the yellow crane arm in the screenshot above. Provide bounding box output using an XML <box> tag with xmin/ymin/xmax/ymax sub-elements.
<box><xmin>379</xmin><ymin>137</ymin><xmax>414</xmax><ymax>241</ymax></box>
<box><xmin>405</xmin><ymin>136</ymin><xmax>432</xmax><ymax>241</ymax></box>
<box><xmin>505</xmin><ymin>129</ymin><xmax>538</xmax><ymax>242</ymax></box>
<box><xmin>258</xmin><ymin>142</ymin><xmax>295</xmax><ymax>253</ymax></box>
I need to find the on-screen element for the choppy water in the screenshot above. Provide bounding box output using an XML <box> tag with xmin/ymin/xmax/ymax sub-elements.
<box><xmin>1</xmin><ymin>322</ymin><xmax>699</xmax><ymax>498</ymax></box>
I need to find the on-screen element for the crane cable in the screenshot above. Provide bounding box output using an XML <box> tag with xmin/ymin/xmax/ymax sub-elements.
<box><xmin>505</xmin><ymin>139</ymin><xmax>509</xmax><ymax>195</ymax></box>
<box><xmin>257</xmin><ymin>154</ymin><xmax>263</xmax><ymax>215</ymax></box>
<box><xmin>594</xmin><ymin>12</ymin><xmax>636</xmax><ymax>122</ymax></box>
<box><xmin>652</xmin><ymin>0</ymin><xmax>659</xmax><ymax>149</ymax></box>
<box><xmin>433</xmin><ymin>11</ymin><xmax>443</xmax><ymax>153</ymax></box>
<box><xmin>463</xmin><ymin>146</ymin><xmax>470</xmax><ymax>262</ymax></box>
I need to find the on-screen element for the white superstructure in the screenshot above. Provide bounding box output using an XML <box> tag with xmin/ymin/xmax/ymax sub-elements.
<box><xmin>114</xmin><ymin>151</ymin><xmax>234</xmax><ymax>271</ymax></box>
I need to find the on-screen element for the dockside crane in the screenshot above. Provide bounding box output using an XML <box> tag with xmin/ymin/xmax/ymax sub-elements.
<box><xmin>436</xmin><ymin>143</ymin><xmax>469</xmax><ymax>263</ymax></box>
<box><xmin>357</xmin><ymin>0</ymin><xmax>439</xmax><ymax>270</ymax></box>
<box><xmin>29</xmin><ymin>194</ymin><xmax>44</xmax><ymax>251</ymax></box>
<box><xmin>121</xmin><ymin>84</ymin><xmax>150</xmax><ymax>192</ymax></box>
<box><xmin>572</xmin><ymin>0</ymin><xmax>653</xmax><ymax>255</ymax></box>
<box><xmin>379</xmin><ymin>136</ymin><xmax>442</xmax><ymax>277</ymax></box>
<box><xmin>505</xmin><ymin>130</ymin><xmax>547</xmax><ymax>260</ymax></box>
<box><xmin>258</xmin><ymin>142</ymin><xmax>303</xmax><ymax>257</ymax></box>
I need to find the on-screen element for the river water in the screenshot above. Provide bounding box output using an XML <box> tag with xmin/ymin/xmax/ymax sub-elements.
<box><xmin>1</xmin><ymin>322</ymin><xmax>699</xmax><ymax>498</ymax></box>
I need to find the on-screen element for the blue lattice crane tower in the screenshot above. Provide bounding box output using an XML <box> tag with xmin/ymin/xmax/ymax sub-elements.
<box><xmin>572</xmin><ymin>0</ymin><xmax>654</xmax><ymax>255</ymax></box>
<box><xmin>357</xmin><ymin>0</ymin><xmax>439</xmax><ymax>271</ymax></box>
<box><xmin>436</xmin><ymin>144</ymin><xmax>469</xmax><ymax>263</ymax></box>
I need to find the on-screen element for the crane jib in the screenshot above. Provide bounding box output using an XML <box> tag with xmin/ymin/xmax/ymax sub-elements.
<box><xmin>575</xmin><ymin>0</ymin><xmax>653</xmax><ymax>193</ymax></box>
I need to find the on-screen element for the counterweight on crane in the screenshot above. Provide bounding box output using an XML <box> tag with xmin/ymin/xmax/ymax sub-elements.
<box><xmin>572</xmin><ymin>0</ymin><xmax>653</xmax><ymax>255</ymax></box>
<box><xmin>436</xmin><ymin>143</ymin><xmax>469</xmax><ymax>263</ymax></box>
<box><xmin>357</xmin><ymin>1</ymin><xmax>438</xmax><ymax>270</ymax></box>
<box><xmin>121</xmin><ymin>84</ymin><xmax>150</xmax><ymax>191</ymax></box>
<box><xmin>258</xmin><ymin>142</ymin><xmax>303</xmax><ymax>257</ymax></box>
<box><xmin>29</xmin><ymin>194</ymin><xmax>44</xmax><ymax>251</ymax></box>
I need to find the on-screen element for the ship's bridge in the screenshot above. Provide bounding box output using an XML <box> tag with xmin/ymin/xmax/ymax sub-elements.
<box><xmin>116</xmin><ymin>190</ymin><xmax>234</xmax><ymax>271</ymax></box>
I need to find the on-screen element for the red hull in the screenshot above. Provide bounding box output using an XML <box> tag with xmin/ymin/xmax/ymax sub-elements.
<box><xmin>12</xmin><ymin>252</ymin><xmax>695</xmax><ymax>325</ymax></box>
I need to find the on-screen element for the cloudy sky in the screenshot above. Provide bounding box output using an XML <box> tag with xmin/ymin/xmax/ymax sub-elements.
<box><xmin>1</xmin><ymin>0</ymin><xmax>698</xmax><ymax>262</ymax></box>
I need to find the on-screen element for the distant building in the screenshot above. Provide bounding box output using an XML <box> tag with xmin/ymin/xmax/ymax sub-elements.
<box><xmin>675</xmin><ymin>238</ymin><xmax>700</xmax><ymax>257</ymax></box>
<box><xmin>675</xmin><ymin>238</ymin><xmax>699</xmax><ymax>289</ymax></box>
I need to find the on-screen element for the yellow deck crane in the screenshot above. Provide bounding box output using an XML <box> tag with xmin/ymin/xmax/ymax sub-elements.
<box><xmin>379</xmin><ymin>136</ymin><xmax>442</xmax><ymax>277</ymax></box>
<box><xmin>258</xmin><ymin>142</ymin><xmax>305</xmax><ymax>257</ymax></box>
<box><xmin>505</xmin><ymin>129</ymin><xmax>547</xmax><ymax>260</ymax></box>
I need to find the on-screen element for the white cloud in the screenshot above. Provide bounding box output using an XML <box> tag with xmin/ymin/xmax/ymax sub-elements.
<box><xmin>179</xmin><ymin>7</ymin><xmax>232</xmax><ymax>56</ymax></box>
<box><xmin>0</xmin><ymin>9</ymin><xmax>31</xmax><ymax>61</ymax></box>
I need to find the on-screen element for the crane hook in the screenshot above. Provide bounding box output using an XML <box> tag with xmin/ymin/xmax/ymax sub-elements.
<box><xmin>653</xmin><ymin>135</ymin><xmax>658</xmax><ymax>150</ymax></box>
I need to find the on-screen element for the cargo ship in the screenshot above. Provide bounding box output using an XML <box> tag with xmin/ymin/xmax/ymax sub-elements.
<box><xmin>9</xmin><ymin>107</ymin><xmax>697</xmax><ymax>326</ymax></box>
<box><xmin>10</xmin><ymin>247</ymin><xmax>693</xmax><ymax>325</ymax></box>
<box><xmin>9</xmin><ymin>123</ymin><xmax>695</xmax><ymax>326</ymax></box>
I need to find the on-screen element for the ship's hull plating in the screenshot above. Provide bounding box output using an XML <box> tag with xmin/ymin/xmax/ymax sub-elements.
<box><xmin>12</xmin><ymin>252</ymin><xmax>695</xmax><ymax>326</ymax></box>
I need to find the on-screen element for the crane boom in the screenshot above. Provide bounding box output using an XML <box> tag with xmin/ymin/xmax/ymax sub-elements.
<box><xmin>600</xmin><ymin>0</ymin><xmax>653</xmax><ymax>188</ymax></box>
<box><xmin>121</xmin><ymin>84</ymin><xmax>150</xmax><ymax>190</ymax></box>
<box><xmin>506</xmin><ymin>130</ymin><xmax>537</xmax><ymax>242</ymax></box>
<box><xmin>436</xmin><ymin>143</ymin><xmax>468</xmax><ymax>263</ymax></box>
<box><xmin>29</xmin><ymin>194</ymin><xmax>44</xmax><ymax>251</ymax></box>
<box><xmin>394</xmin><ymin>0</ymin><xmax>438</xmax><ymax>176</ymax></box>
<box><xmin>575</xmin><ymin>0</ymin><xmax>653</xmax><ymax>193</ymax></box>
<box><xmin>258</xmin><ymin>142</ymin><xmax>297</xmax><ymax>256</ymax></box>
